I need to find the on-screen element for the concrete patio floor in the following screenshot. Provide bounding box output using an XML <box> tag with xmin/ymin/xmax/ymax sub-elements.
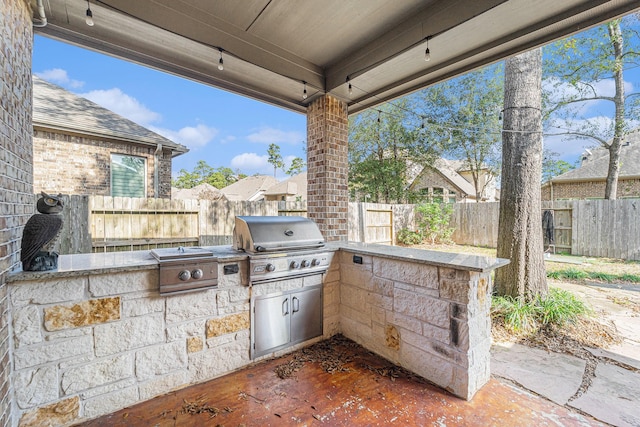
<box><xmin>75</xmin><ymin>334</ymin><xmax>606</xmax><ymax>427</ymax></box>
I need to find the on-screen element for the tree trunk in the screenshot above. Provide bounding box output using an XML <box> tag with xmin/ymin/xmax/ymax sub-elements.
<box><xmin>604</xmin><ymin>20</ymin><xmax>625</xmax><ymax>200</ymax></box>
<box><xmin>495</xmin><ymin>48</ymin><xmax>547</xmax><ymax>300</ymax></box>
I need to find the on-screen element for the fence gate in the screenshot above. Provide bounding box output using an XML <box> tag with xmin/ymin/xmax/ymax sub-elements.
<box><xmin>361</xmin><ymin>205</ymin><xmax>394</xmax><ymax>245</ymax></box>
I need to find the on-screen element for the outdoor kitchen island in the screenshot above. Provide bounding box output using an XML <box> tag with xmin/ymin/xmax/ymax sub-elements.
<box><xmin>7</xmin><ymin>243</ymin><xmax>508</xmax><ymax>426</ymax></box>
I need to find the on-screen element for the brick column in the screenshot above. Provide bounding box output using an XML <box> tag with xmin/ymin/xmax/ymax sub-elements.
<box><xmin>1</xmin><ymin>0</ymin><xmax>34</xmax><ymax>425</ymax></box>
<box><xmin>306</xmin><ymin>95</ymin><xmax>349</xmax><ymax>241</ymax></box>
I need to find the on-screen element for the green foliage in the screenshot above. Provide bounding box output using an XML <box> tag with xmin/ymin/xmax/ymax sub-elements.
<box><xmin>286</xmin><ymin>157</ymin><xmax>305</xmax><ymax>176</ymax></box>
<box><xmin>397</xmin><ymin>228</ymin><xmax>423</xmax><ymax>245</ymax></box>
<box><xmin>414</xmin><ymin>202</ymin><xmax>455</xmax><ymax>244</ymax></box>
<box><xmin>172</xmin><ymin>160</ymin><xmax>240</xmax><ymax>189</ymax></box>
<box><xmin>547</xmin><ymin>268</ymin><xmax>640</xmax><ymax>283</ymax></box>
<box><xmin>492</xmin><ymin>288</ymin><xmax>589</xmax><ymax>333</ymax></box>
<box><xmin>267</xmin><ymin>143</ymin><xmax>284</xmax><ymax>177</ymax></box>
<box><xmin>348</xmin><ymin>99</ymin><xmax>437</xmax><ymax>203</ymax></box>
<box><xmin>416</xmin><ymin>64</ymin><xmax>503</xmax><ymax>198</ymax></box>
<box><xmin>542</xmin><ymin>149</ymin><xmax>575</xmax><ymax>182</ymax></box>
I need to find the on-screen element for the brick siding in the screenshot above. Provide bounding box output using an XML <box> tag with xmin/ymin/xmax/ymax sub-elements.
<box><xmin>0</xmin><ymin>0</ymin><xmax>33</xmax><ymax>425</ymax></box>
<box><xmin>33</xmin><ymin>129</ymin><xmax>173</xmax><ymax>198</ymax></box>
<box><xmin>306</xmin><ymin>96</ymin><xmax>349</xmax><ymax>241</ymax></box>
<box><xmin>411</xmin><ymin>168</ymin><xmax>466</xmax><ymax>202</ymax></box>
<box><xmin>542</xmin><ymin>178</ymin><xmax>640</xmax><ymax>200</ymax></box>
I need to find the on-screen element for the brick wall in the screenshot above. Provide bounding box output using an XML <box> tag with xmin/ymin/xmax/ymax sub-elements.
<box><xmin>306</xmin><ymin>96</ymin><xmax>349</xmax><ymax>241</ymax></box>
<box><xmin>1</xmin><ymin>0</ymin><xmax>33</xmax><ymax>425</ymax></box>
<box><xmin>33</xmin><ymin>129</ymin><xmax>173</xmax><ymax>198</ymax></box>
<box><xmin>542</xmin><ymin>178</ymin><xmax>640</xmax><ymax>200</ymax></box>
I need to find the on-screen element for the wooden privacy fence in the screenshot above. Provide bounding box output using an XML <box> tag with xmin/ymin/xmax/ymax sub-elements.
<box><xmin>52</xmin><ymin>195</ymin><xmax>640</xmax><ymax>260</ymax></box>
<box><xmin>449</xmin><ymin>199</ymin><xmax>640</xmax><ymax>260</ymax></box>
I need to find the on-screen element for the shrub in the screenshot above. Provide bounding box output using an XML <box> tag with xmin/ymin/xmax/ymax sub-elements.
<box><xmin>491</xmin><ymin>287</ymin><xmax>589</xmax><ymax>333</ymax></box>
<box><xmin>414</xmin><ymin>202</ymin><xmax>455</xmax><ymax>244</ymax></box>
<box><xmin>397</xmin><ymin>228</ymin><xmax>423</xmax><ymax>245</ymax></box>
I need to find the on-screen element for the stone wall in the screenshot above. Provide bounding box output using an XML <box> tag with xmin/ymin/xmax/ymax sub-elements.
<box><xmin>9</xmin><ymin>262</ymin><xmax>252</xmax><ymax>426</ymax></box>
<box><xmin>33</xmin><ymin>129</ymin><xmax>173</xmax><ymax>198</ymax></box>
<box><xmin>1</xmin><ymin>1</ymin><xmax>34</xmax><ymax>425</ymax></box>
<box><xmin>337</xmin><ymin>250</ymin><xmax>492</xmax><ymax>400</ymax></box>
<box><xmin>306</xmin><ymin>95</ymin><xmax>349</xmax><ymax>241</ymax></box>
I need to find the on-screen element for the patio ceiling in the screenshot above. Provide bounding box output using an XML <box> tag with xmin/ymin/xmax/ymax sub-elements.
<box><xmin>34</xmin><ymin>0</ymin><xmax>640</xmax><ymax>114</ymax></box>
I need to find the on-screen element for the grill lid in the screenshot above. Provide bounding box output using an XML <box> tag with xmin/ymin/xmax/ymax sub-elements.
<box><xmin>233</xmin><ymin>216</ymin><xmax>325</xmax><ymax>253</ymax></box>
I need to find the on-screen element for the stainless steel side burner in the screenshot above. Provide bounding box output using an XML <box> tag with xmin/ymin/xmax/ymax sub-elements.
<box><xmin>151</xmin><ymin>247</ymin><xmax>218</xmax><ymax>295</ymax></box>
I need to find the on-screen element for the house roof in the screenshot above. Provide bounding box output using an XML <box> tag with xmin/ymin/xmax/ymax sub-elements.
<box><xmin>220</xmin><ymin>175</ymin><xmax>279</xmax><ymax>201</ymax></box>
<box><xmin>550</xmin><ymin>131</ymin><xmax>640</xmax><ymax>183</ymax></box>
<box><xmin>32</xmin><ymin>75</ymin><xmax>188</xmax><ymax>156</ymax></box>
<box><xmin>34</xmin><ymin>1</ymin><xmax>639</xmax><ymax>115</ymax></box>
<box><xmin>433</xmin><ymin>159</ymin><xmax>478</xmax><ymax>197</ymax></box>
<box><xmin>172</xmin><ymin>183</ymin><xmax>226</xmax><ymax>201</ymax></box>
<box><xmin>263</xmin><ymin>172</ymin><xmax>307</xmax><ymax>200</ymax></box>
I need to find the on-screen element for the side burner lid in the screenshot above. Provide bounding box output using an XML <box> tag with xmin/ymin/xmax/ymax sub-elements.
<box><xmin>150</xmin><ymin>246</ymin><xmax>214</xmax><ymax>261</ymax></box>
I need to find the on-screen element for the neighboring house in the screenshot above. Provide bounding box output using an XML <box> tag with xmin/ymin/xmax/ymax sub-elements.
<box><xmin>220</xmin><ymin>175</ymin><xmax>279</xmax><ymax>201</ymax></box>
<box><xmin>32</xmin><ymin>76</ymin><xmax>188</xmax><ymax>198</ymax></box>
<box><xmin>542</xmin><ymin>130</ymin><xmax>640</xmax><ymax>201</ymax></box>
<box><xmin>263</xmin><ymin>172</ymin><xmax>307</xmax><ymax>202</ymax></box>
<box><xmin>172</xmin><ymin>183</ymin><xmax>226</xmax><ymax>201</ymax></box>
<box><xmin>409</xmin><ymin>158</ymin><xmax>498</xmax><ymax>203</ymax></box>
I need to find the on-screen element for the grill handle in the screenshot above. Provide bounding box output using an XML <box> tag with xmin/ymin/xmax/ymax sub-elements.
<box><xmin>282</xmin><ymin>298</ymin><xmax>289</xmax><ymax>316</ymax></box>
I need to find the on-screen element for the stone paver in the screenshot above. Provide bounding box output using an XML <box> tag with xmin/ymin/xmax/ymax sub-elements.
<box><xmin>491</xmin><ymin>342</ymin><xmax>586</xmax><ymax>405</ymax></box>
<box><xmin>570</xmin><ymin>363</ymin><xmax>640</xmax><ymax>427</ymax></box>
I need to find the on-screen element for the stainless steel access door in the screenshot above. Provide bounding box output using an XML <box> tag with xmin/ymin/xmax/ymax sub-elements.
<box><xmin>290</xmin><ymin>286</ymin><xmax>322</xmax><ymax>345</ymax></box>
<box><xmin>253</xmin><ymin>291</ymin><xmax>290</xmax><ymax>357</ymax></box>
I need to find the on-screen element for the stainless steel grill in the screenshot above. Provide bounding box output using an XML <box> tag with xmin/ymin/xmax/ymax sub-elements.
<box><xmin>232</xmin><ymin>215</ymin><xmax>330</xmax><ymax>359</ymax></box>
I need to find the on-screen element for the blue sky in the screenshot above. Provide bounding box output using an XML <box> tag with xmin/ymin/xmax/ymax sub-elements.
<box><xmin>33</xmin><ymin>35</ymin><xmax>307</xmax><ymax>180</ymax></box>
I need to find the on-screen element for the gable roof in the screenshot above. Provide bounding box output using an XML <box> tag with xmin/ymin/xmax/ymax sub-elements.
<box><xmin>550</xmin><ymin>131</ymin><xmax>640</xmax><ymax>183</ymax></box>
<box><xmin>263</xmin><ymin>172</ymin><xmax>307</xmax><ymax>200</ymax></box>
<box><xmin>432</xmin><ymin>159</ymin><xmax>478</xmax><ymax>197</ymax></box>
<box><xmin>220</xmin><ymin>175</ymin><xmax>279</xmax><ymax>201</ymax></box>
<box><xmin>32</xmin><ymin>76</ymin><xmax>188</xmax><ymax>156</ymax></box>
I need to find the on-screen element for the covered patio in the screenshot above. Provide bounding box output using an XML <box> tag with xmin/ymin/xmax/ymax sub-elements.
<box><xmin>2</xmin><ymin>1</ymin><xmax>640</xmax><ymax>426</ymax></box>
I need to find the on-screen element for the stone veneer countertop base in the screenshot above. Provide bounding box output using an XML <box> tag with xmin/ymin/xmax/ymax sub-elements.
<box><xmin>8</xmin><ymin>242</ymin><xmax>508</xmax><ymax>283</ymax></box>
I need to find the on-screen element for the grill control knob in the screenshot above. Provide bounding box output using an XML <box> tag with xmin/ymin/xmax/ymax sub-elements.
<box><xmin>301</xmin><ymin>260</ymin><xmax>311</xmax><ymax>268</ymax></box>
<box><xmin>311</xmin><ymin>258</ymin><xmax>321</xmax><ymax>266</ymax></box>
<box><xmin>178</xmin><ymin>270</ymin><xmax>191</xmax><ymax>281</ymax></box>
<box><xmin>266</xmin><ymin>263</ymin><xmax>276</xmax><ymax>272</ymax></box>
<box><xmin>290</xmin><ymin>261</ymin><xmax>300</xmax><ymax>269</ymax></box>
<box><xmin>191</xmin><ymin>269</ymin><xmax>203</xmax><ymax>280</ymax></box>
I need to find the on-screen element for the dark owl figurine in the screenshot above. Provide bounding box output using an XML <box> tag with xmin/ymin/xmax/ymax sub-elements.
<box><xmin>21</xmin><ymin>192</ymin><xmax>64</xmax><ymax>271</ymax></box>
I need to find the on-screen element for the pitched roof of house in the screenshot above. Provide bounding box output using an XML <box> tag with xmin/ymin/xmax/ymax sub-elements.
<box><xmin>32</xmin><ymin>75</ymin><xmax>188</xmax><ymax>155</ymax></box>
<box><xmin>550</xmin><ymin>130</ymin><xmax>640</xmax><ymax>182</ymax></box>
<box><xmin>220</xmin><ymin>175</ymin><xmax>279</xmax><ymax>201</ymax></box>
<box><xmin>263</xmin><ymin>172</ymin><xmax>307</xmax><ymax>200</ymax></box>
<box><xmin>171</xmin><ymin>183</ymin><xmax>226</xmax><ymax>201</ymax></box>
<box><xmin>431</xmin><ymin>159</ymin><xmax>478</xmax><ymax>197</ymax></box>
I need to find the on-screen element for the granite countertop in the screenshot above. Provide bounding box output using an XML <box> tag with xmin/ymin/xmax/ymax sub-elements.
<box><xmin>328</xmin><ymin>242</ymin><xmax>510</xmax><ymax>272</ymax></box>
<box><xmin>8</xmin><ymin>242</ymin><xmax>508</xmax><ymax>283</ymax></box>
<box><xmin>7</xmin><ymin>245</ymin><xmax>249</xmax><ymax>283</ymax></box>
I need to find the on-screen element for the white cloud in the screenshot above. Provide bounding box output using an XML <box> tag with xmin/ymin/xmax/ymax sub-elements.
<box><xmin>35</xmin><ymin>68</ymin><xmax>84</xmax><ymax>89</ymax></box>
<box><xmin>220</xmin><ymin>135</ymin><xmax>237</xmax><ymax>144</ymax></box>
<box><xmin>543</xmin><ymin>76</ymin><xmax>635</xmax><ymax>116</ymax></box>
<box><xmin>80</xmin><ymin>88</ymin><xmax>161</xmax><ymax>126</ymax></box>
<box><xmin>150</xmin><ymin>124</ymin><xmax>218</xmax><ymax>149</ymax></box>
<box><xmin>230</xmin><ymin>153</ymin><xmax>268</xmax><ymax>171</ymax></box>
<box><xmin>247</xmin><ymin>127</ymin><xmax>304</xmax><ymax>145</ymax></box>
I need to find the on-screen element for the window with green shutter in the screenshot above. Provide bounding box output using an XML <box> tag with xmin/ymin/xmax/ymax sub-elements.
<box><xmin>111</xmin><ymin>154</ymin><xmax>146</xmax><ymax>197</ymax></box>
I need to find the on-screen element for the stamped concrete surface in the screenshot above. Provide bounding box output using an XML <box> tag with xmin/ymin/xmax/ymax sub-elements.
<box><xmin>492</xmin><ymin>279</ymin><xmax>640</xmax><ymax>427</ymax></box>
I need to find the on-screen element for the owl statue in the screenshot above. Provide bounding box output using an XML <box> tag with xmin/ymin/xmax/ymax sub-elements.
<box><xmin>21</xmin><ymin>192</ymin><xmax>64</xmax><ymax>271</ymax></box>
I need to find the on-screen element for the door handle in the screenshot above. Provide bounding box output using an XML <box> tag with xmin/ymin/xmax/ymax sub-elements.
<box><xmin>282</xmin><ymin>298</ymin><xmax>289</xmax><ymax>316</ymax></box>
<box><xmin>292</xmin><ymin>296</ymin><xmax>299</xmax><ymax>313</ymax></box>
